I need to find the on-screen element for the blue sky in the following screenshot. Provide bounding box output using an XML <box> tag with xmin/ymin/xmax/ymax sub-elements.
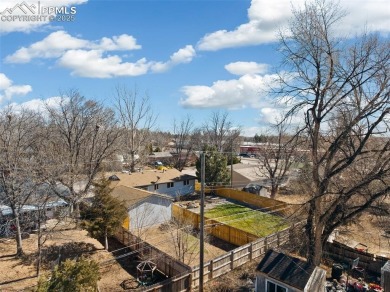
<box><xmin>1</xmin><ymin>0</ymin><xmax>389</xmax><ymax>135</ymax></box>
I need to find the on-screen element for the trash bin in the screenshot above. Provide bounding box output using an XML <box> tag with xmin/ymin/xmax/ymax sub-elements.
<box><xmin>332</xmin><ymin>263</ymin><xmax>344</xmax><ymax>281</ymax></box>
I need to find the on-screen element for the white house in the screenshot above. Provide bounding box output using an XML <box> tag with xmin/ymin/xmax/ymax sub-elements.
<box><xmin>108</xmin><ymin>169</ymin><xmax>197</xmax><ymax>199</ymax></box>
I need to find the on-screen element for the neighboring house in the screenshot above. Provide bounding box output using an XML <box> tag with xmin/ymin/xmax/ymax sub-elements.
<box><xmin>255</xmin><ymin>249</ymin><xmax>326</xmax><ymax>292</ymax></box>
<box><xmin>108</xmin><ymin>169</ymin><xmax>197</xmax><ymax>198</ymax></box>
<box><xmin>148</xmin><ymin>151</ymin><xmax>173</xmax><ymax>165</ymax></box>
<box><xmin>231</xmin><ymin>164</ymin><xmax>268</xmax><ymax>192</ymax></box>
<box><xmin>232</xmin><ymin>163</ymin><xmax>289</xmax><ymax>195</ymax></box>
<box><xmin>0</xmin><ymin>198</ymin><xmax>68</xmax><ymax>236</ymax></box>
<box><xmin>110</xmin><ymin>185</ymin><xmax>172</xmax><ymax>232</ymax></box>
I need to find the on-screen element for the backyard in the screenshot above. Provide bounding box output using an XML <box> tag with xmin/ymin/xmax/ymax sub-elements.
<box><xmin>204</xmin><ymin>203</ymin><xmax>289</xmax><ymax>238</ymax></box>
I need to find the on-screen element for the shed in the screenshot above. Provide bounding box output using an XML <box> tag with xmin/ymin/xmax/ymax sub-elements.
<box><xmin>255</xmin><ymin>249</ymin><xmax>326</xmax><ymax>292</ymax></box>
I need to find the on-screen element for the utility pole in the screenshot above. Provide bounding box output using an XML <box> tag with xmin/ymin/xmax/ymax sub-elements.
<box><xmin>199</xmin><ymin>152</ymin><xmax>205</xmax><ymax>292</ymax></box>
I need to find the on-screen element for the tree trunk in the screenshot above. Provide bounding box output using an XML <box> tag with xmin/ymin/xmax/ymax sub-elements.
<box><xmin>14</xmin><ymin>213</ymin><xmax>24</xmax><ymax>256</ymax></box>
<box><xmin>270</xmin><ymin>184</ymin><xmax>278</xmax><ymax>199</ymax></box>
<box><xmin>37</xmin><ymin>228</ymin><xmax>42</xmax><ymax>277</ymax></box>
<box><xmin>36</xmin><ymin>209</ymin><xmax>43</xmax><ymax>277</ymax></box>
<box><xmin>307</xmin><ymin>228</ymin><xmax>324</xmax><ymax>266</ymax></box>
<box><xmin>305</xmin><ymin>199</ymin><xmax>324</xmax><ymax>266</ymax></box>
<box><xmin>130</xmin><ymin>151</ymin><xmax>136</xmax><ymax>173</ymax></box>
<box><xmin>74</xmin><ymin>202</ymin><xmax>80</xmax><ymax>228</ymax></box>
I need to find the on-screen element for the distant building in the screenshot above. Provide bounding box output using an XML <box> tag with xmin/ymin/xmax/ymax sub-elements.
<box><xmin>148</xmin><ymin>151</ymin><xmax>173</xmax><ymax>165</ymax></box>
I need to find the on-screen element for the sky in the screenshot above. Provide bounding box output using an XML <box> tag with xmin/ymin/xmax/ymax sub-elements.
<box><xmin>0</xmin><ymin>0</ymin><xmax>389</xmax><ymax>135</ymax></box>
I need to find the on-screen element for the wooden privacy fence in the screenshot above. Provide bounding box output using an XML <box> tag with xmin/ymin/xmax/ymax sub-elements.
<box><xmin>173</xmin><ymin>204</ymin><xmax>268</xmax><ymax>246</ymax></box>
<box><xmin>191</xmin><ymin>225</ymin><xmax>292</xmax><ymax>287</ymax></box>
<box><xmin>114</xmin><ymin>223</ymin><xmax>301</xmax><ymax>291</ymax></box>
<box><xmin>215</xmin><ymin>188</ymin><xmax>293</xmax><ymax>216</ymax></box>
<box><xmin>324</xmin><ymin>240</ymin><xmax>390</xmax><ymax>275</ymax></box>
<box><xmin>115</xmin><ymin>227</ymin><xmax>192</xmax><ymax>291</ymax></box>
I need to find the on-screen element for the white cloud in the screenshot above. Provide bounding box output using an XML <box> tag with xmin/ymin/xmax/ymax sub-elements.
<box><xmin>58</xmin><ymin>49</ymin><xmax>150</xmax><ymax>78</ymax></box>
<box><xmin>225</xmin><ymin>61</ymin><xmax>268</xmax><ymax>76</ymax></box>
<box><xmin>0</xmin><ymin>73</ymin><xmax>32</xmax><ymax>103</ymax></box>
<box><xmin>259</xmin><ymin>107</ymin><xmax>281</xmax><ymax>123</ymax></box>
<box><xmin>97</xmin><ymin>34</ymin><xmax>141</xmax><ymax>51</ymax></box>
<box><xmin>197</xmin><ymin>0</ymin><xmax>390</xmax><ymax>51</ymax></box>
<box><xmin>5</xmin><ymin>30</ymin><xmax>141</xmax><ymax>63</ymax></box>
<box><xmin>0</xmin><ymin>73</ymin><xmax>12</xmax><ymax>90</ymax></box>
<box><xmin>151</xmin><ymin>45</ymin><xmax>196</xmax><ymax>73</ymax></box>
<box><xmin>0</xmin><ymin>0</ymin><xmax>87</xmax><ymax>34</ymax></box>
<box><xmin>7</xmin><ymin>96</ymin><xmax>65</xmax><ymax>113</ymax></box>
<box><xmin>241</xmin><ymin>126</ymin><xmax>269</xmax><ymax>137</ymax></box>
<box><xmin>5</xmin><ymin>30</ymin><xmax>195</xmax><ymax>78</ymax></box>
<box><xmin>180</xmin><ymin>73</ymin><xmax>277</xmax><ymax>109</ymax></box>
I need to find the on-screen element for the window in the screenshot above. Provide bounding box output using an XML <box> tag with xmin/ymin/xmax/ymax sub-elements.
<box><xmin>167</xmin><ymin>182</ymin><xmax>174</xmax><ymax>188</ymax></box>
<box><xmin>183</xmin><ymin>179</ymin><xmax>190</xmax><ymax>186</ymax></box>
<box><xmin>154</xmin><ymin>184</ymin><xmax>159</xmax><ymax>190</ymax></box>
<box><xmin>266</xmin><ymin>280</ymin><xmax>287</xmax><ymax>292</ymax></box>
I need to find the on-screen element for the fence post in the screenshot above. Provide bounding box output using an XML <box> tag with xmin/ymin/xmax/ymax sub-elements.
<box><xmin>209</xmin><ymin>260</ymin><xmax>213</xmax><ymax>280</ymax></box>
<box><xmin>249</xmin><ymin>243</ymin><xmax>253</xmax><ymax>261</ymax></box>
<box><xmin>277</xmin><ymin>231</ymin><xmax>280</xmax><ymax>247</ymax></box>
<box><xmin>264</xmin><ymin>236</ymin><xmax>268</xmax><ymax>252</ymax></box>
<box><xmin>230</xmin><ymin>251</ymin><xmax>234</xmax><ymax>270</ymax></box>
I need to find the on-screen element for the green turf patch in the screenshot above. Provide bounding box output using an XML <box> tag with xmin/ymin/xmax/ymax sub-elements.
<box><xmin>205</xmin><ymin>203</ymin><xmax>288</xmax><ymax>237</ymax></box>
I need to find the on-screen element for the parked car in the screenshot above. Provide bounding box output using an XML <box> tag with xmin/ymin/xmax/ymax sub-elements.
<box><xmin>239</xmin><ymin>153</ymin><xmax>250</xmax><ymax>158</ymax></box>
<box><xmin>242</xmin><ymin>183</ymin><xmax>264</xmax><ymax>195</ymax></box>
<box><xmin>154</xmin><ymin>161</ymin><xmax>163</xmax><ymax>167</ymax></box>
<box><xmin>153</xmin><ymin>161</ymin><xmax>168</xmax><ymax>171</ymax></box>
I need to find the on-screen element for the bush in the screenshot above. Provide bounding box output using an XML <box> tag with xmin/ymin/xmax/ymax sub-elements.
<box><xmin>37</xmin><ymin>257</ymin><xmax>100</xmax><ymax>292</ymax></box>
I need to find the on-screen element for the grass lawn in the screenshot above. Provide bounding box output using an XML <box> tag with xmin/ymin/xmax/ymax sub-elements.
<box><xmin>205</xmin><ymin>203</ymin><xmax>289</xmax><ymax>237</ymax></box>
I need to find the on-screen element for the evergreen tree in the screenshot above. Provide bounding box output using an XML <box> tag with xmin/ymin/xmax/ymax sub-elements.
<box><xmin>37</xmin><ymin>258</ymin><xmax>100</xmax><ymax>292</ymax></box>
<box><xmin>196</xmin><ymin>146</ymin><xmax>230</xmax><ymax>187</ymax></box>
<box><xmin>81</xmin><ymin>179</ymin><xmax>127</xmax><ymax>250</ymax></box>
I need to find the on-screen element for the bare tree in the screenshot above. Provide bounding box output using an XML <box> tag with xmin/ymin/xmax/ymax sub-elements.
<box><xmin>114</xmin><ymin>85</ymin><xmax>157</xmax><ymax>172</ymax></box>
<box><xmin>203</xmin><ymin>111</ymin><xmax>241</xmax><ymax>153</ymax></box>
<box><xmin>45</xmin><ymin>90</ymin><xmax>121</xmax><ymax>224</ymax></box>
<box><xmin>165</xmin><ymin>216</ymin><xmax>203</xmax><ymax>265</ymax></box>
<box><xmin>277</xmin><ymin>0</ymin><xmax>390</xmax><ymax>265</ymax></box>
<box><xmin>130</xmin><ymin>203</ymin><xmax>170</xmax><ymax>241</ymax></box>
<box><xmin>189</xmin><ymin>127</ymin><xmax>205</xmax><ymax>152</ymax></box>
<box><xmin>151</xmin><ymin>130</ymin><xmax>171</xmax><ymax>152</ymax></box>
<box><xmin>0</xmin><ymin>107</ymin><xmax>43</xmax><ymax>256</ymax></box>
<box><xmin>257</xmin><ymin>122</ymin><xmax>300</xmax><ymax>199</ymax></box>
<box><xmin>172</xmin><ymin>115</ymin><xmax>194</xmax><ymax>171</ymax></box>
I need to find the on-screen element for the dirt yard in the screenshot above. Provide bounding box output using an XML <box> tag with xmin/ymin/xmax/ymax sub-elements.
<box><xmin>0</xmin><ymin>223</ymin><xmax>134</xmax><ymax>291</ymax></box>
<box><xmin>142</xmin><ymin>226</ymin><xmax>237</xmax><ymax>267</ymax></box>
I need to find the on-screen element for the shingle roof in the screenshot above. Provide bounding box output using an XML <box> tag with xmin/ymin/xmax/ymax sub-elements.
<box><xmin>256</xmin><ymin>249</ymin><xmax>316</xmax><ymax>290</ymax></box>
<box><xmin>110</xmin><ymin>185</ymin><xmax>173</xmax><ymax>209</ymax></box>
<box><xmin>149</xmin><ymin>152</ymin><xmax>173</xmax><ymax>158</ymax></box>
<box><xmin>110</xmin><ymin>186</ymin><xmax>154</xmax><ymax>208</ymax></box>
<box><xmin>108</xmin><ymin>169</ymin><xmax>196</xmax><ymax>188</ymax></box>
